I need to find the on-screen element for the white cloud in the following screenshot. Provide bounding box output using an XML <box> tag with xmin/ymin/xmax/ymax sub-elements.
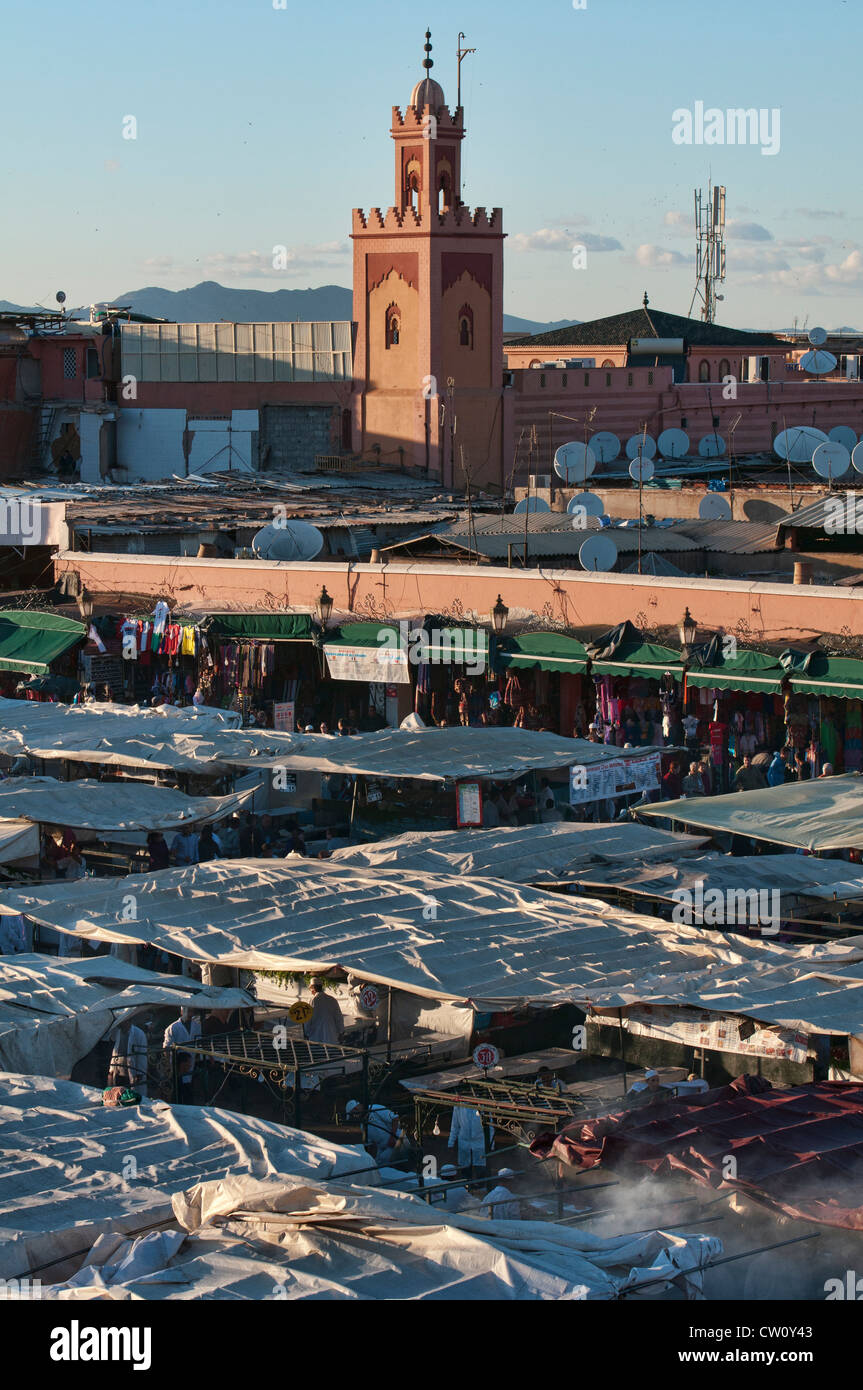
<box><xmin>511</xmin><ymin>228</ymin><xmax>622</xmax><ymax>252</ymax></box>
<box><xmin>663</xmin><ymin>210</ymin><xmax>688</xmax><ymax>228</ymax></box>
<box><xmin>634</xmin><ymin>243</ymin><xmax>688</xmax><ymax>268</ymax></box>
<box><xmin>727</xmin><ymin>220</ymin><xmax>773</xmax><ymax>242</ymax></box>
<box><xmin>144</xmin><ymin>242</ymin><xmax>350</xmax><ymax>281</ymax></box>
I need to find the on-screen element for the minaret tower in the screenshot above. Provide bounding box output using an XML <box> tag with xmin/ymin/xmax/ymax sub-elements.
<box><xmin>351</xmin><ymin>31</ymin><xmax>505</xmax><ymax>488</ymax></box>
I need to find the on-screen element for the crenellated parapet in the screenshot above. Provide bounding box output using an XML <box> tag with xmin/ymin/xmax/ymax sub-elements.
<box><xmin>391</xmin><ymin>104</ymin><xmax>464</xmax><ymax>134</ymax></box>
<box><xmin>353</xmin><ymin>205</ymin><xmax>503</xmax><ymax>235</ymax></box>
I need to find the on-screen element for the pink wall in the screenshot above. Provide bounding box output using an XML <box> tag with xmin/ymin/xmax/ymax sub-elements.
<box><xmin>122</xmin><ymin>381</ymin><xmax>352</xmax><ymax>411</ymax></box>
<box><xmin>54</xmin><ymin>550</ymin><xmax>863</xmax><ymax>645</ymax></box>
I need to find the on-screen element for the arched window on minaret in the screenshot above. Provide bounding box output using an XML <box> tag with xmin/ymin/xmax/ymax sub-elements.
<box><xmin>405</xmin><ymin>160</ymin><xmax>421</xmax><ymax>213</ymax></box>
<box><xmin>458</xmin><ymin>304</ymin><xmax>474</xmax><ymax>349</ymax></box>
<box><xmin>386</xmin><ymin>305</ymin><xmax>401</xmax><ymax>348</ymax></box>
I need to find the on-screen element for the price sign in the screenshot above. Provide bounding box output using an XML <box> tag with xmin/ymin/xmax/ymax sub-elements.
<box><xmin>288</xmin><ymin>1000</ymin><xmax>314</xmax><ymax>1024</ymax></box>
<box><xmin>366</xmin><ymin>784</ymin><xmax>382</xmax><ymax>803</ymax></box>
<box><xmin>472</xmin><ymin>1042</ymin><xmax>501</xmax><ymax>1071</ymax></box>
<box><xmin>360</xmin><ymin>984</ymin><xmax>379</xmax><ymax>1011</ymax></box>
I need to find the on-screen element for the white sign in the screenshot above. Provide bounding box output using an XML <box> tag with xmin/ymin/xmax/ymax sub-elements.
<box><xmin>472</xmin><ymin>1043</ymin><xmax>501</xmax><ymax>1070</ymax></box>
<box><xmin>273</xmin><ymin>701</ymin><xmax>295</xmax><ymax>733</ymax></box>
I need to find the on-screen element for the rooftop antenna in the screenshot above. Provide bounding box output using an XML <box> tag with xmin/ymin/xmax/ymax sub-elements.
<box><xmin>456</xmin><ymin>32</ymin><xmax>476</xmax><ymax>110</ymax></box>
<box><xmin>689</xmin><ymin>182</ymin><xmax>726</xmax><ymax>322</ymax></box>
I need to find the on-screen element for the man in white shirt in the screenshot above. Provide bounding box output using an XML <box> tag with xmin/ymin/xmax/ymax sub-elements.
<box><xmin>304</xmin><ymin>977</ymin><xmax>344</xmax><ymax>1045</ymax></box>
<box><xmin>449</xmin><ymin>1104</ymin><xmax>488</xmax><ymax>1176</ymax></box>
<box><xmin>163</xmin><ymin>1008</ymin><xmax>202</xmax><ymax>1099</ymax></box>
<box><xmin>346</xmin><ymin>1098</ymin><xmax>400</xmax><ymax>1164</ymax></box>
<box><xmin>108</xmin><ymin>1021</ymin><xmax>149</xmax><ymax>1097</ymax></box>
<box><xmin>480</xmin><ymin>1168</ymin><xmax>521</xmax><ymax>1221</ymax></box>
<box><xmin>171</xmin><ymin>828</ymin><xmax>199</xmax><ymax>866</ymax></box>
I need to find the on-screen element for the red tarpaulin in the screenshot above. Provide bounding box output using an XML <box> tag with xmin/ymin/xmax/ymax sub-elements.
<box><xmin>531</xmin><ymin>1074</ymin><xmax>863</xmax><ymax>1230</ymax></box>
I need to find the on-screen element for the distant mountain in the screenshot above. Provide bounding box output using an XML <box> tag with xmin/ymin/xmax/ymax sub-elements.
<box><xmin>52</xmin><ymin>281</ymin><xmax>575</xmax><ymax>335</ymax></box>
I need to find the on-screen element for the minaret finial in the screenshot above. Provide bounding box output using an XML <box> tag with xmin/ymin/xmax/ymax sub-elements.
<box><xmin>643</xmin><ymin>290</ymin><xmax>649</xmax><ymax>308</ymax></box>
<box><xmin>422</xmin><ymin>28</ymin><xmax>433</xmax><ymax>72</ymax></box>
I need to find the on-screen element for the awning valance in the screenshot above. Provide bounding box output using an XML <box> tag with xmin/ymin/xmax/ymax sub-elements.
<box><xmin>590</xmin><ymin>641</ymin><xmax>683</xmax><ymax>678</ymax></box>
<box><xmin>783</xmin><ymin>654</ymin><xmax>863</xmax><ymax>700</ymax></box>
<box><xmin>0</xmin><ymin>610</ymin><xmax>86</xmax><ymax>675</ymax></box>
<box><xmin>496</xmin><ymin>631</ymin><xmax>588</xmax><ymax>674</ymax></box>
<box><xmin>686</xmin><ymin>650</ymin><xmax>787</xmax><ymax>695</ymax></box>
<box><xmin>323</xmin><ymin>624</ymin><xmax>408</xmax><ymax>685</ymax></box>
<box><xmin>202</xmin><ymin>613</ymin><xmax>316</xmax><ymax>642</ymax></box>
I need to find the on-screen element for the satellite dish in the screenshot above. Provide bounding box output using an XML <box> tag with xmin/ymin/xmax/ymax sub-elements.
<box><xmin>773</xmin><ymin>426</ymin><xmax>828</xmax><ymax>463</ymax></box>
<box><xmin>568</xmin><ymin>491</ymin><xmax>604</xmax><ymax>517</ymax></box>
<box><xmin>658</xmin><ymin>427</ymin><xmax>690</xmax><ymax>459</ymax></box>
<box><xmin>579</xmin><ymin>534</ymin><xmax>618</xmax><ymax>572</ymax></box>
<box><xmin>55</xmin><ymin>291</ymin><xmax>66</xmax><ymax>305</ymax></box>
<box><xmin>808</xmin><ymin>326</ymin><xmax>828</xmax><ymax>346</ymax></box>
<box><xmin>554</xmin><ymin>441</ymin><xmax>596</xmax><ymax>484</ymax></box>
<box><xmin>625</xmin><ymin>433</ymin><xmax>656</xmax><ymax>461</ymax></box>
<box><xmin>629</xmin><ymin>458</ymin><xmax>655</xmax><ymax>483</ymax></box>
<box><xmin>800</xmin><ymin>349</ymin><xmax>838</xmax><ymax>375</ymax></box>
<box><xmin>698</xmin><ymin>493</ymin><xmax>732</xmax><ymax>520</ymax></box>
<box><xmin>698</xmin><ymin>433</ymin><xmax>726</xmax><ymax>458</ymax></box>
<box><xmin>812</xmin><ymin>441</ymin><xmax>851</xmax><ymax>480</ymax></box>
<box><xmin>513</xmin><ymin>496</ymin><xmax>551</xmax><ymax>514</ymax></box>
<box><xmin>251</xmin><ymin>519</ymin><xmax>325</xmax><ymax>561</ymax></box>
<box><xmin>588</xmin><ymin>431</ymin><xmax>620</xmax><ymax>463</ymax></box>
<box><xmin>852</xmin><ymin>441</ymin><xmax>863</xmax><ymax>474</ymax></box>
<box><xmin>828</xmin><ymin>425</ymin><xmax>858</xmax><ymax>451</ymax></box>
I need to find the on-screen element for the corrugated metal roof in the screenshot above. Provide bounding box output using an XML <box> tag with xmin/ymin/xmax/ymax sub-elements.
<box><xmin>775</xmin><ymin>494</ymin><xmax>836</xmax><ymax>532</ymax></box>
<box><xmin>671</xmin><ymin>518</ymin><xmax>783</xmax><ymax>554</ymax></box>
<box><xmin>395</xmin><ymin>524</ymin><xmax>701</xmax><ymax>560</ymax></box>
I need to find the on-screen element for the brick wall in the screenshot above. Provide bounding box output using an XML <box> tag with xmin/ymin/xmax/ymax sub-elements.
<box><xmin>260</xmin><ymin>404</ymin><xmax>341</xmax><ymax>470</ymax></box>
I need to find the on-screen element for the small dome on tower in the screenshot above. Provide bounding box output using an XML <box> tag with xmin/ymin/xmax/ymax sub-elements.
<box><xmin>410</xmin><ymin>75</ymin><xmax>446</xmax><ymax>110</ymax></box>
<box><xmin>410</xmin><ymin>29</ymin><xmax>445</xmax><ymax>110</ymax></box>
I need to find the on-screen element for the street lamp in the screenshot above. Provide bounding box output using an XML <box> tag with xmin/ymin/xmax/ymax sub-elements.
<box><xmin>316</xmin><ymin>585</ymin><xmax>334</xmax><ymax>626</ymax></box>
<box><xmin>679</xmin><ymin>607</ymin><xmax>697</xmax><ymax>658</ymax></box>
<box><xmin>77</xmin><ymin>590</ymin><xmax>94</xmax><ymax>620</ymax></box>
<box><xmin>491</xmin><ymin>594</ymin><xmax>509</xmax><ymax>634</ymax></box>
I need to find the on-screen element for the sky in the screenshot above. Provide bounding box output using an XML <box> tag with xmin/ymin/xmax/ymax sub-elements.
<box><xmin>2</xmin><ymin>0</ymin><xmax>862</xmax><ymax>330</ymax></box>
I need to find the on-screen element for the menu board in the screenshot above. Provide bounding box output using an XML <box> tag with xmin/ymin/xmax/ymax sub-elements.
<box><xmin>273</xmin><ymin>701</ymin><xmax>295</xmax><ymax>733</ymax></box>
<box><xmin>456</xmin><ymin>780</ymin><xmax>483</xmax><ymax>827</ymax></box>
<box><xmin>570</xmin><ymin>754</ymin><xmax>660</xmax><ymax>805</ymax></box>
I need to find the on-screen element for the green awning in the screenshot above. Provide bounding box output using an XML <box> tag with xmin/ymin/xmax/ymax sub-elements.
<box><xmin>590</xmin><ymin>640</ymin><xmax>683</xmax><ymax>678</ymax></box>
<box><xmin>687</xmin><ymin>650</ymin><xmax>787</xmax><ymax>695</ymax></box>
<box><xmin>0</xmin><ymin>610</ymin><xmax>86</xmax><ymax>675</ymax></box>
<box><xmin>786</xmin><ymin>656</ymin><xmax>863</xmax><ymax>700</ymax></box>
<box><xmin>203</xmin><ymin>613</ymin><xmax>316</xmax><ymax>642</ymax></box>
<box><xmin>496</xmin><ymin>631</ymin><xmax>588</xmax><ymax>674</ymax></box>
<box><xmin>324</xmin><ymin>622</ymin><xmax>400</xmax><ymax>649</ymax></box>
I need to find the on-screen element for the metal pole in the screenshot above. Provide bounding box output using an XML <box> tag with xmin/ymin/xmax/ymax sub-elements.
<box><xmin>386</xmin><ymin>988</ymin><xmax>393</xmax><ymax>1064</ymax></box>
<box><xmin>415</xmin><ymin>1098</ymin><xmax>425</xmax><ymax>1190</ymax></box>
<box><xmin>618</xmin><ymin>1007</ymin><xmax>628</xmax><ymax>1094</ymax></box>
<box><xmin>294</xmin><ymin>1067</ymin><xmax>301</xmax><ymax>1129</ymax></box>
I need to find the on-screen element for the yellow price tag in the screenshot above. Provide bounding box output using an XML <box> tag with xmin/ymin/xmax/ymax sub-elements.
<box><xmin>288</xmin><ymin>1000</ymin><xmax>314</xmax><ymax>1024</ymax></box>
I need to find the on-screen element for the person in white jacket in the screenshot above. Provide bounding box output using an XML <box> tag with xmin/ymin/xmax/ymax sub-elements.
<box><xmin>108</xmin><ymin>1021</ymin><xmax>149</xmax><ymax>1097</ymax></box>
<box><xmin>448</xmin><ymin>1104</ymin><xmax>489</xmax><ymax>1176</ymax></box>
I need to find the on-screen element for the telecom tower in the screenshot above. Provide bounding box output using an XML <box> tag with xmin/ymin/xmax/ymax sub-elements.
<box><xmin>689</xmin><ymin>183</ymin><xmax>726</xmax><ymax>323</ymax></box>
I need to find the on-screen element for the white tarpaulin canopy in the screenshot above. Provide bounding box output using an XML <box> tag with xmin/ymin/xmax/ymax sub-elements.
<box><xmin>0</xmin><ymin>952</ymin><xmax>254</xmax><ymax>1078</ymax></box>
<box><xmin>568</xmin><ymin>852</ymin><xmax>863</xmax><ymax>907</ymax></box>
<box><xmin>332</xmin><ymin>822</ymin><xmax>709</xmax><ymax>884</ymax></box>
<box><xmin>639</xmin><ymin>773</ymin><xmax>863</xmax><ymax>851</ymax></box>
<box><xmin>0</xmin><ymin>776</ymin><xmax>254</xmax><ymax>833</ymax></box>
<box><xmin>0</xmin><ymin>818</ymin><xmax>39</xmax><ymax>863</ymax></box>
<box><xmin>0</xmin><ymin>1074</ymin><xmax>378</xmax><ymax>1282</ymax></box>
<box><xmin>43</xmin><ymin>1173</ymin><xmax>720</xmax><ymax>1302</ymax></box>
<box><xmin>4</xmin><ymin>861</ymin><xmax>863</xmax><ymax>1035</ymax></box>
<box><xmin>0</xmin><ymin>700</ymin><xmax>668</xmax><ymax>781</ymax></box>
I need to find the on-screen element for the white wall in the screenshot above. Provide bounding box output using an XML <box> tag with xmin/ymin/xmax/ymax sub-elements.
<box><xmin>116</xmin><ymin>409</ymin><xmax>258</xmax><ymax>481</ymax></box>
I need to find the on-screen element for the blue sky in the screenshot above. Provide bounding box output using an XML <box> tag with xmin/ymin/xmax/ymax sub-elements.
<box><xmin>3</xmin><ymin>0</ymin><xmax>861</xmax><ymax>329</ymax></box>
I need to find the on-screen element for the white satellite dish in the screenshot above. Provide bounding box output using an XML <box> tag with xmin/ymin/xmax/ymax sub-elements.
<box><xmin>658</xmin><ymin>427</ymin><xmax>690</xmax><ymax>459</ymax></box>
<box><xmin>629</xmin><ymin>458</ymin><xmax>655</xmax><ymax>483</ymax></box>
<box><xmin>625</xmin><ymin>433</ymin><xmax>656</xmax><ymax>461</ymax></box>
<box><xmin>852</xmin><ymin>441</ymin><xmax>863</xmax><ymax>474</ymax></box>
<box><xmin>808</xmin><ymin>326</ymin><xmax>828</xmax><ymax>346</ymax></box>
<box><xmin>699</xmin><ymin>493</ymin><xmax>732</xmax><ymax>520</ymax></box>
<box><xmin>513</xmin><ymin>496</ymin><xmax>551</xmax><ymax>514</ymax></box>
<box><xmin>828</xmin><ymin>425</ymin><xmax>858</xmax><ymax>451</ymax></box>
<box><xmin>579</xmin><ymin>534</ymin><xmax>618</xmax><ymax>572</ymax></box>
<box><xmin>568</xmin><ymin>491</ymin><xmax>604</xmax><ymax>517</ymax></box>
<box><xmin>554</xmin><ymin>441</ymin><xmax>596</xmax><ymax>484</ymax></box>
<box><xmin>774</xmin><ymin>426</ymin><xmax>828</xmax><ymax>463</ymax></box>
<box><xmin>251</xmin><ymin>519</ymin><xmax>325</xmax><ymax>561</ymax></box>
<box><xmin>698</xmin><ymin>433</ymin><xmax>726</xmax><ymax>458</ymax></box>
<box><xmin>588</xmin><ymin>431</ymin><xmax>620</xmax><ymax>463</ymax></box>
<box><xmin>812</xmin><ymin>441</ymin><xmax>851</xmax><ymax>480</ymax></box>
<box><xmin>800</xmin><ymin>349</ymin><xmax>838</xmax><ymax>375</ymax></box>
